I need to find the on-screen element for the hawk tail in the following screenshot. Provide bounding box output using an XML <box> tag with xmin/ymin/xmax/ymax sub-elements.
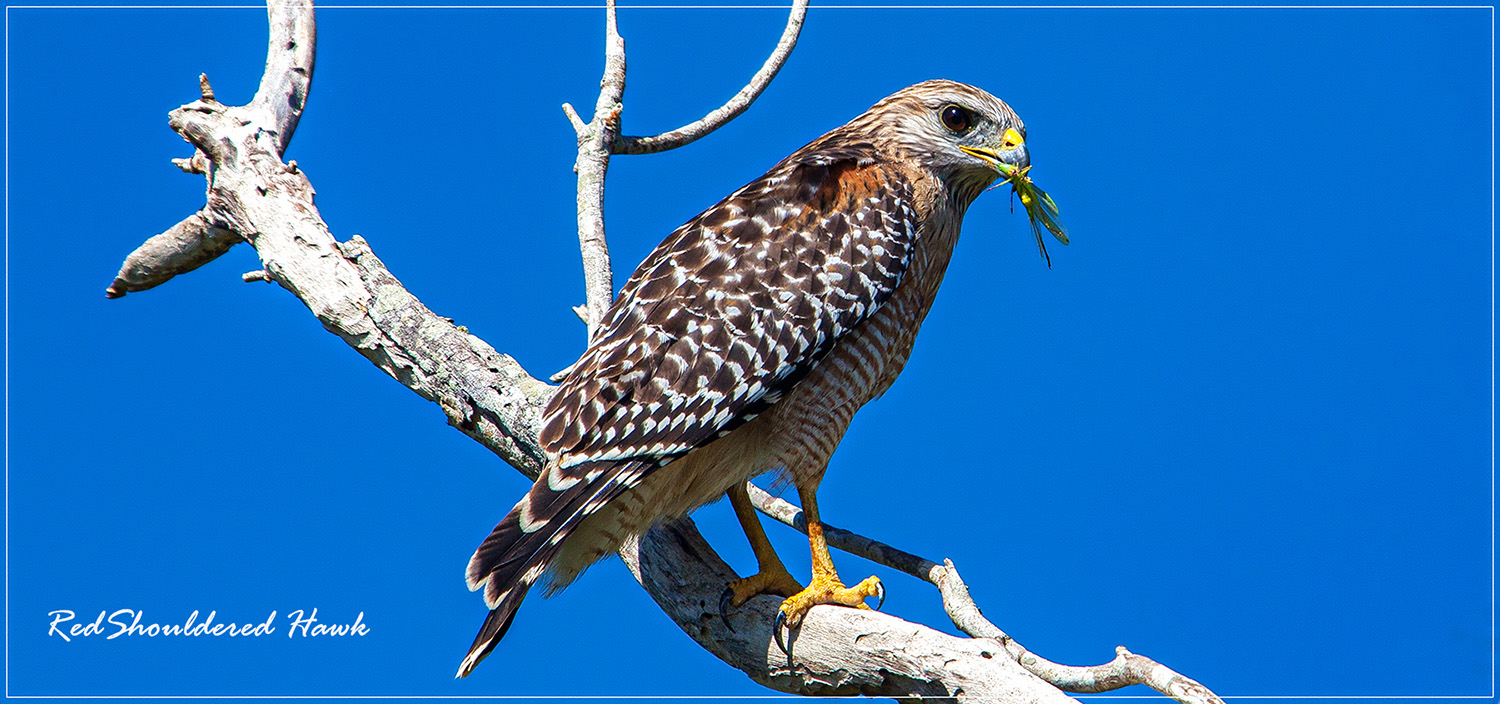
<box><xmin>456</xmin><ymin>600</ymin><xmax>522</xmax><ymax>679</ymax></box>
<box><xmin>456</xmin><ymin>458</ymin><xmax>657</xmax><ymax>678</ymax></box>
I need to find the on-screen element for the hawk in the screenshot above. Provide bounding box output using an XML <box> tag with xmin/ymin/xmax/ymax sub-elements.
<box><xmin>459</xmin><ymin>80</ymin><xmax>1042</xmax><ymax>677</ymax></box>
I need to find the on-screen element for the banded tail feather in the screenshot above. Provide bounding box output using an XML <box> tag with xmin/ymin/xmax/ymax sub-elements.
<box><xmin>457</xmin><ymin>458</ymin><xmax>660</xmax><ymax>677</ymax></box>
<box><xmin>457</xmin><ymin>596</ymin><xmax>522</xmax><ymax>679</ymax></box>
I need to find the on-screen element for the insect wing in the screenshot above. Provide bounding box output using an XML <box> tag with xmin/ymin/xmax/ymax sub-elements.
<box><xmin>1014</xmin><ymin>181</ymin><xmax>1063</xmax><ymax>245</ymax></box>
<box><xmin>1028</xmin><ymin>184</ymin><xmax>1068</xmax><ymax>245</ymax></box>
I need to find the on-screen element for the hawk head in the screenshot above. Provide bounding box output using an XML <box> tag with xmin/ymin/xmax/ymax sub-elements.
<box><xmin>853</xmin><ymin>80</ymin><xmax>1030</xmax><ymax>205</ymax></box>
<box><xmin>838</xmin><ymin>79</ymin><xmax>1067</xmax><ymax>264</ymax></box>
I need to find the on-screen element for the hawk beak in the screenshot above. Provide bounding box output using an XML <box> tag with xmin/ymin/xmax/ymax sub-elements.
<box><xmin>961</xmin><ymin>128</ymin><xmax>1029</xmax><ymax>172</ymax></box>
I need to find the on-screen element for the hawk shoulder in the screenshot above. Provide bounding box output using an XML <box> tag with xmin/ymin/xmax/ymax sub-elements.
<box><xmin>540</xmin><ymin>141</ymin><xmax>922</xmax><ymax>473</ymax></box>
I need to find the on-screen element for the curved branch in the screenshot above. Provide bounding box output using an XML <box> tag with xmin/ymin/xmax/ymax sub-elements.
<box><xmin>250</xmin><ymin>0</ymin><xmax>316</xmax><ymax>154</ymax></box>
<box><xmin>613</xmin><ymin>0</ymin><xmax>809</xmax><ymax>155</ymax></box>
<box><xmin>567</xmin><ymin>0</ymin><xmax>807</xmax><ymax>330</ymax></box>
<box><xmin>928</xmin><ymin>563</ymin><xmax>1221</xmax><ymax>704</ymax></box>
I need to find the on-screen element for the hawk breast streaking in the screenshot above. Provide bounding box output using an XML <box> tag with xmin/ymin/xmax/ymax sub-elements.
<box><xmin>459</xmin><ymin>80</ymin><xmax>1043</xmax><ymax>676</ymax></box>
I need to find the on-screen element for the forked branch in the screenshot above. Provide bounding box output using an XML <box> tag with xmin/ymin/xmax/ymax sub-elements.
<box><xmin>562</xmin><ymin>0</ymin><xmax>809</xmax><ymax>335</ymax></box>
<box><xmin>613</xmin><ymin>0</ymin><xmax>809</xmax><ymax>155</ymax></box>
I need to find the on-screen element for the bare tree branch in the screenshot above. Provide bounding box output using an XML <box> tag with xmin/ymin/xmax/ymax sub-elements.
<box><xmin>106</xmin><ymin>0</ymin><xmax>551</xmax><ymax>472</ymax></box>
<box><xmin>929</xmin><ymin>563</ymin><xmax>1223</xmax><ymax>704</ymax></box>
<box><xmin>613</xmin><ymin>0</ymin><xmax>809</xmax><ymax>155</ymax></box>
<box><xmin>105</xmin><ymin>1</ymin><xmax>1225</xmax><ymax>701</ymax></box>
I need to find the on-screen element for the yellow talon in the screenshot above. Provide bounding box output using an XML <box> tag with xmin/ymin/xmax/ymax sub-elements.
<box><xmin>776</xmin><ymin>573</ymin><xmax>884</xmax><ymax>628</ymax></box>
<box><xmin>767</xmin><ymin>483</ymin><xmax>889</xmax><ymax>654</ymax></box>
<box><xmin>725</xmin><ymin>483</ymin><xmax>889</xmax><ymax>653</ymax></box>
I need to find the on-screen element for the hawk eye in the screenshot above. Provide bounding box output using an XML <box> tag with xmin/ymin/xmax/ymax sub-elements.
<box><xmin>940</xmin><ymin>105</ymin><xmax>973</xmax><ymax>133</ymax></box>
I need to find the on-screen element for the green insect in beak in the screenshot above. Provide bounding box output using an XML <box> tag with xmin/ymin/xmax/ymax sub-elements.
<box><xmin>995</xmin><ymin>160</ymin><xmax>1068</xmax><ymax>267</ymax></box>
<box><xmin>962</xmin><ymin>127</ymin><xmax>1070</xmax><ymax>267</ymax></box>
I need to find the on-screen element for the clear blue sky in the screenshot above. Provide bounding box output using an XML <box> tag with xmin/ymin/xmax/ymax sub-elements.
<box><xmin>4</xmin><ymin>2</ymin><xmax>1493</xmax><ymax>700</ymax></box>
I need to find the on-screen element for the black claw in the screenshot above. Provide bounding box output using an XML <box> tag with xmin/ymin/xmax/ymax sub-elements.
<box><xmin>772</xmin><ymin>610</ymin><xmax>788</xmax><ymax>656</ymax></box>
<box><xmin>718</xmin><ymin>587</ymin><xmax>736</xmax><ymax>633</ymax></box>
<box><xmin>873</xmin><ymin>582</ymin><xmax>886</xmax><ymax>612</ymax></box>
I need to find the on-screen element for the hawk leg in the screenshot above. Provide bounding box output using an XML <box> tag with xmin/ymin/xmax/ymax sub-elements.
<box><xmin>773</xmin><ymin>482</ymin><xmax>883</xmax><ymax>649</ymax></box>
<box><xmin>719</xmin><ymin>483</ymin><xmax>804</xmax><ymax>631</ymax></box>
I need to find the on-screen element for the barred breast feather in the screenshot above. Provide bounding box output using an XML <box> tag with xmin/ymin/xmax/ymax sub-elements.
<box><xmin>458</xmin><ymin>141</ymin><xmax>923</xmax><ymax>676</ymax></box>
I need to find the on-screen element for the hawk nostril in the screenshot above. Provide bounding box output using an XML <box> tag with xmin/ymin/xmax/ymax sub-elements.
<box><xmin>1000</xmin><ymin>127</ymin><xmax>1025</xmax><ymax>151</ymax></box>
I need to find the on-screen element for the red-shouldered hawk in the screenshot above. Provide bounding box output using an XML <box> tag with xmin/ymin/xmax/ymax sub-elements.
<box><xmin>459</xmin><ymin>80</ymin><xmax>1044</xmax><ymax>677</ymax></box>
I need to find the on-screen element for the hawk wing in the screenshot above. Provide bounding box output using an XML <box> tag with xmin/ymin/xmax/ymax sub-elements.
<box><xmin>459</xmin><ymin>142</ymin><xmax>922</xmax><ymax>677</ymax></box>
<box><xmin>541</xmin><ymin>143</ymin><xmax>921</xmax><ymax>467</ymax></box>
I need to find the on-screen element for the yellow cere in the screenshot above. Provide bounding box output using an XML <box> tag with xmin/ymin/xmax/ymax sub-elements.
<box><xmin>999</xmin><ymin>128</ymin><xmax>1024</xmax><ymax>152</ymax></box>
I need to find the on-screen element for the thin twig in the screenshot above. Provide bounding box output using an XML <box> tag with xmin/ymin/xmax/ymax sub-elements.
<box><xmin>744</xmin><ymin>484</ymin><xmax>1225</xmax><ymax>704</ymax></box>
<box><xmin>746</xmin><ymin>483</ymin><xmax>936</xmax><ymax>580</ymax></box>
<box><xmin>614</xmin><ymin>0</ymin><xmax>809</xmax><ymax>155</ymax></box>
